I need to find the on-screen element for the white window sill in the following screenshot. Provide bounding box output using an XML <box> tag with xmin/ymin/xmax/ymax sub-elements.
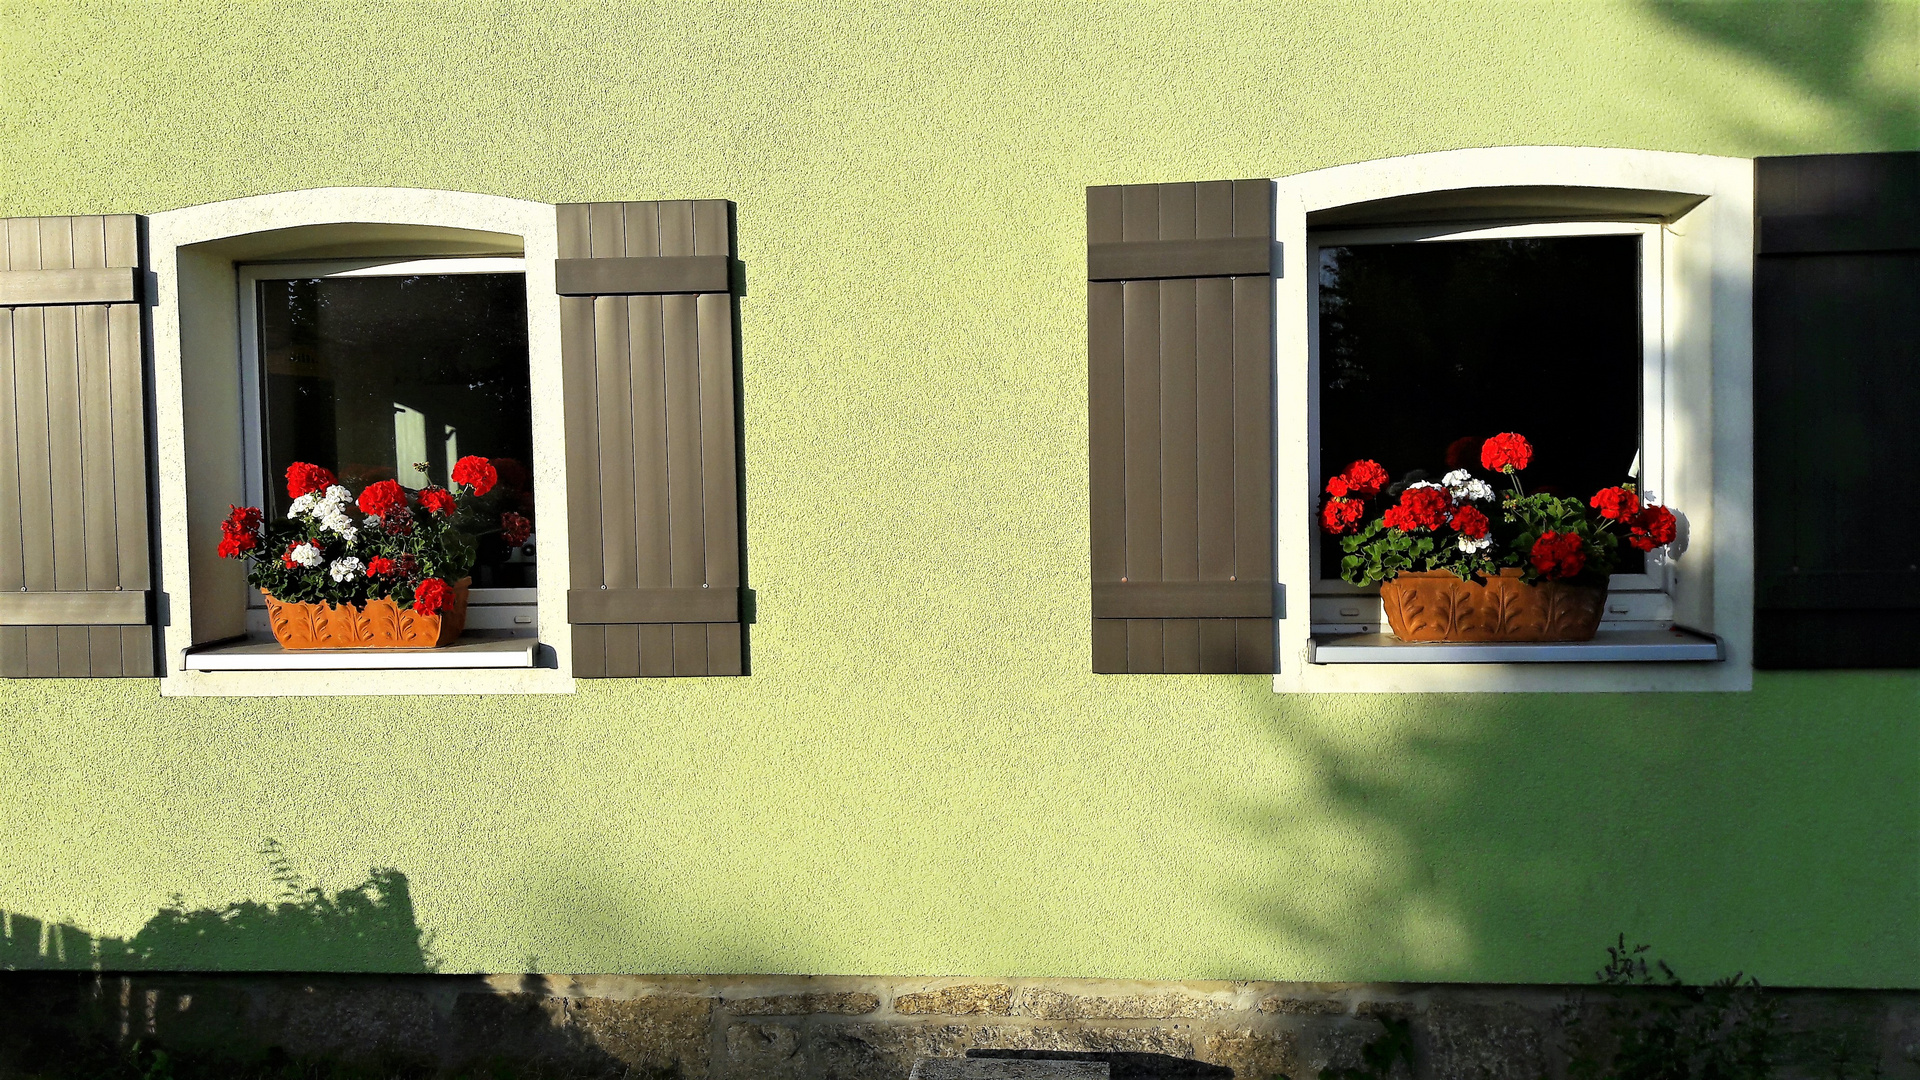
<box><xmin>162</xmin><ymin>633</ymin><xmax>574</xmax><ymax>696</ymax></box>
<box><xmin>1308</xmin><ymin>626</ymin><xmax>1722</xmax><ymax>664</ymax></box>
<box><xmin>185</xmin><ymin>633</ymin><xmax>540</xmax><ymax>671</ymax></box>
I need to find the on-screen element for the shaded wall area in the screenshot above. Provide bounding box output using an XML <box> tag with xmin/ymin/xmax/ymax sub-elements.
<box><xmin>2</xmin><ymin>844</ymin><xmax>435</xmax><ymax>973</ymax></box>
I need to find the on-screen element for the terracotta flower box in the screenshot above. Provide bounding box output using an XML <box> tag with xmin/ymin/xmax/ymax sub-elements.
<box><xmin>1379</xmin><ymin>569</ymin><xmax>1604</xmax><ymax>642</ymax></box>
<box><xmin>263</xmin><ymin>578</ymin><xmax>472</xmax><ymax>650</ymax></box>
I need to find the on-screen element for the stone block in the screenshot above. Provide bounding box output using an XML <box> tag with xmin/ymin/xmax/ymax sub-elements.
<box><xmin>724</xmin><ymin>1021</ymin><xmax>807</xmax><ymax>1080</ymax></box>
<box><xmin>567</xmin><ymin>994</ymin><xmax>713</xmax><ymax>1076</ymax></box>
<box><xmin>1011</xmin><ymin>988</ymin><xmax>1223</xmax><ymax>1020</ymax></box>
<box><xmin>815</xmin><ymin>1022</ymin><xmax>978</xmax><ymax>1079</ymax></box>
<box><xmin>912</xmin><ymin>1059</ymin><xmax>1111</xmax><ymax>1080</ymax></box>
<box><xmin>1258</xmin><ymin>997</ymin><xmax>1346</xmax><ymax>1016</ymax></box>
<box><xmin>1201</xmin><ymin>1028</ymin><xmax>1298</xmax><ymax>1080</ymax></box>
<box><xmin>447</xmin><ymin>990</ymin><xmax>577</xmax><ymax>1067</ymax></box>
<box><xmin>731</xmin><ymin>992</ymin><xmax>883</xmax><ymax>1016</ymax></box>
<box><xmin>1424</xmin><ymin>1002</ymin><xmax>1548</xmax><ymax>1080</ymax></box>
<box><xmin>257</xmin><ymin>982</ymin><xmax>439</xmax><ymax>1065</ymax></box>
<box><xmin>897</xmin><ymin>985</ymin><xmax>1016</xmax><ymax>1016</ymax></box>
<box><xmin>970</xmin><ymin>1027</ymin><xmax>1196</xmax><ymax>1058</ymax></box>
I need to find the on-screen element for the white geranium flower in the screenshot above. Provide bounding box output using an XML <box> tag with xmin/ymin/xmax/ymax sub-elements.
<box><xmin>1440</xmin><ymin>469</ymin><xmax>1495</xmax><ymax>503</ymax></box>
<box><xmin>316</xmin><ymin>507</ymin><xmax>358</xmax><ymax>542</ymax></box>
<box><xmin>363</xmin><ymin>514</ymin><xmax>383</xmax><ymax>528</ymax></box>
<box><xmin>1407</xmin><ymin>480</ymin><xmax>1443</xmax><ymax>491</ymax></box>
<box><xmin>1457</xmin><ymin>535</ymin><xmax>1493</xmax><ymax>554</ymax></box>
<box><xmin>288</xmin><ymin>492</ymin><xmax>319</xmax><ymax>517</ymax></box>
<box><xmin>290</xmin><ymin>542</ymin><xmax>324</xmax><ymax>568</ymax></box>
<box><xmin>321</xmin><ymin>484</ymin><xmax>353</xmax><ymax>506</ymax></box>
<box><xmin>328</xmin><ymin>556</ymin><xmax>365</xmax><ymax>582</ymax></box>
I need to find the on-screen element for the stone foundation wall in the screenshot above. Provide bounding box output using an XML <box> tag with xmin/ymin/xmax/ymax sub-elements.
<box><xmin>2</xmin><ymin>972</ymin><xmax>1916</xmax><ymax>1079</ymax></box>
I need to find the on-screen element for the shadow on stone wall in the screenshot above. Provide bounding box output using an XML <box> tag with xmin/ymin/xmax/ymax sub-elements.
<box><xmin>0</xmin><ymin>841</ymin><xmax>437</xmax><ymax>973</ymax></box>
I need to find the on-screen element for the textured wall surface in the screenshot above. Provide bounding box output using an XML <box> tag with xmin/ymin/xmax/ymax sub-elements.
<box><xmin>1</xmin><ymin>1</ymin><xmax>1917</xmax><ymax>985</ymax></box>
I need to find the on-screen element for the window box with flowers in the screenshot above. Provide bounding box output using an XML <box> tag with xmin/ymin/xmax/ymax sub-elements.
<box><xmin>214</xmin><ymin>457</ymin><xmax>530</xmax><ymax>653</ymax></box>
<box><xmin>1315</xmin><ymin>433</ymin><xmax>1704</xmax><ymax>662</ymax></box>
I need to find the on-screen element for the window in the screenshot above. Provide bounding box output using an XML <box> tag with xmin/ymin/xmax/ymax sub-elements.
<box><xmin>1270</xmin><ymin>148</ymin><xmax>1755</xmax><ymax>692</ymax></box>
<box><xmin>1311</xmin><ymin>223</ymin><xmax>1664</xmax><ymax>623</ymax></box>
<box><xmin>146</xmin><ymin>189</ymin><xmax>578</xmax><ymax>696</ymax></box>
<box><xmin>239</xmin><ymin>258</ymin><xmax>538</xmax><ymax>637</ymax></box>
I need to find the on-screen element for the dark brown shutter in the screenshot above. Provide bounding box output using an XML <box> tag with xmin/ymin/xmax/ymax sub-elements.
<box><xmin>0</xmin><ymin>215</ymin><xmax>155</xmax><ymax>677</ymax></box>
<box><xmin>1088</xmin><ymin>181</ymin><xmax>1275</xmax><ymax>674</ymax></box>
<box><xmin>556</xmin><ymin>201</ymin><xmax>746</xmax><ymax>677</ymax></box>
<box><xmin>1754</xmin><ymin>152</ymin><xmax>1920</xmax><ymax>668</ymax></box>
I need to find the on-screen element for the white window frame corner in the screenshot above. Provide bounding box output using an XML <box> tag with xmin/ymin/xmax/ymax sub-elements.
<box><xmin>1268</xmin><ymin>148</ymin><xmax>1754</xmax><ymax>693</ymax></box>
<box><xmin>144</xmin><ymin>188</ymin><xmax>576</xmax><ymax>696</ymax></box>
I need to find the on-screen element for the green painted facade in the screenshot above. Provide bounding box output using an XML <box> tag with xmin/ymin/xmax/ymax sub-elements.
<box><xmin>1</xmin><ymin>2</ymin><xmax>1916</xmax><ymax>986</ymax></box>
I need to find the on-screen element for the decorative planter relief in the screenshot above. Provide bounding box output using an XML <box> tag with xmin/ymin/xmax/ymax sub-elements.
<box><xmin>263</xmin><ymin>579</ymin><xmax>471</xmax><ymax>649</ymax></box>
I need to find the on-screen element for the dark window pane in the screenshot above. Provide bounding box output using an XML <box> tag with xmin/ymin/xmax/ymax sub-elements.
<box><xmin>257</xmin><ymin>273</ymin><xmax>536</xmax><ymax>588</ymax></box>
<box><xmin>1317</xmin><ymin>235</ymin><xmax>1643</xmax><ymax>577</ymax></box>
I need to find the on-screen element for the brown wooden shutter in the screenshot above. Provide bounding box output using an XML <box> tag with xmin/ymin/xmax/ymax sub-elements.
<box><xmin>556</xmin><ymin>201</ymin><xmax>745</xmax><ymax>677</ymax></box>
<box><xmin>0</xmin><ymin>215</ymin><xmax>155</xmax><ymax>677</ymax></box>
<box><xmin>1088</xmin><ymin>181</ymin><xmax>1275</xmax><ymax>674</ymax></box>
<box><xmin>1754</xmin><ymin>152</ymin><xmax>1920</xmax><ymax>668</ymax></box>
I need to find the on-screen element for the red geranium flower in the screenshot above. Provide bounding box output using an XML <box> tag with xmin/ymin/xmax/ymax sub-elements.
<box><xmin>1629</xmin><ymin>505</ymin><xmax>1678</xmax><ymax>552</ymax></box>
<box><xmin>218</xmin><ymin>505</ymin><xmax>263</xmax><ymax>558</ymax></box>
<box><xmin>1449</xmin><ymin>503</ymin><xmax>1490</xmax><ymax>539</ymax></box>
<box><xmin>418</xmin><ymin>487</ymin><xmax>456</xmax><ymax>516</ymax></box>
<box><xmin>500</xmin><ymin>512</ymin><xmax>533</xmax><ymax>546</ymax></box>
<box><xmin>280</xmin><ymin>541</ymin><xmax>304</xmax><ymax>569</ymax></box>
<box><xmin>413</xmin><ymin>577</ymin><xmax>451</xmax><ymax>616</ymax></box>
<box><xmin>357</xmin><ymin>479</ymin><xmax>409</xmax><ymax>518</ymax></box>
<box><xmin>1480</xmin><ymin>433</ymin><xmax>1533</xmax><ymax>473</ymax></box>
<box><xmin>285</xmin><ymin>462</ymin><xmax>336</xmax><ymax>499</ymax></box>
<box><xmin>1339</xmin><ymin>460</ymin><xmax>1390</xmax><ymax>498</ymax></box>
<box><xmin>1529</xmin><ymin>531</ymin><xmax>1587</xmax><ymax>579</ymax></box>
<box><xmin>1326</xmin><ymin>475</ymin><xmax>1351</xmax><ymax>498</ymax></box>
<box><xmin>1381</xmin><ymin>485</ymin><xmax>1451</xmax><ymax>532</ymax></box>
<box><xmin>451</xmin><ymin>455</ymin><xmax>498</xmax><ymax>497</ymax></box>
<box><xmin>1590</xmin><ymin>486</ymin><xmax>1642</xmax><ymax>521</ymax></box>
<box><xmin>366</xmin><ymin>556</ymin><xmax>397</xmax><ymax>577</ymax></box>
<box><xmin>1319</xmin><ymin>498</ymin><xmax>1365</xmax><ymax>535</ymax></box>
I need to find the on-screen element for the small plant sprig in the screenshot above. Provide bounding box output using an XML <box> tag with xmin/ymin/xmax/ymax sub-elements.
<box><xmin>1322</xmin><ymin>433</ymin><xmax>1679</xmax><ymax>588</ymax></box>
<box><xmin>1559</xmin><ymin>935</ymin><xmax>1781</xmax><ymax>1080</ymax></box>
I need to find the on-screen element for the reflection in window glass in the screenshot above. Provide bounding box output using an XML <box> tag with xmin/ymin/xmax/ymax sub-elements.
<box><xmin>1317</xmin><ymin>235</ymin><xmax>1642</xmax><ymax>577</ymax></box>
<box><xmin>257</xmin><ymin>273</ymin><xmax>536</xmax><ymax>588</ymax></box>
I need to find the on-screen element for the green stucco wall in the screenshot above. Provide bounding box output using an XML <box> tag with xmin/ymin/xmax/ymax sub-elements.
<box><xmin>2</xmin><ymin>1</ymin><xmax>1917</xmax><ymax>987</ymax></box>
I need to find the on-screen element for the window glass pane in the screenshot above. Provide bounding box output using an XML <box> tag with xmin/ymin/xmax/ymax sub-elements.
<box><xmin>1317</xmin><ymin>235</ymin><xmax>1642</xmax><ymax>578</ymax></box>
<box><xmin>257</xmin><ymin>273</ymin><xmax>536</xmax><ymax>588</ymax></box>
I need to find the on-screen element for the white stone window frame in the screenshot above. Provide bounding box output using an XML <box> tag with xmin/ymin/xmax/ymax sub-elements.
<box><xmin>1272</xmin><ymin>148</ymin><xmax>1754</xmax><ymax>693</ymax></box>
<box><xmin>148</xmin><ymin>189</ymin><xmax>575</xmax><ymax>696</ymax></box>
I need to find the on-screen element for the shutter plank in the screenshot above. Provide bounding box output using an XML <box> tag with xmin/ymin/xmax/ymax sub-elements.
<box><xmin>1160</xmin><ymin>278</ymin><xmax>1199</xmax><ymax>673</ymax></box>
<box><xmin>629</xmin><ymin>294</ymin><xmax>675</xmax><ymax>677</ymax></box>
<box><xmin>1122</xmin><ymin>278</ymin><xmax>1162</xmax><ymax>672</ymax></box>
<box><xmin>77</xmin><ymin>302</ymin><xmax>120</xmax><ymax>676</ymax></box>
<box><xmin>661</xmin><ymin>201</ymin><xmax>710</xmax><ymax>676</ymax></box>
<box><xmin>698</xmin><ymin>292</ymin><xmax>742</xmax><ymax>676</ymax></box>
<box><xmin>0</xmin><ymin>311</ymin><xmax>23</xmax><ymax>676</ymax></box>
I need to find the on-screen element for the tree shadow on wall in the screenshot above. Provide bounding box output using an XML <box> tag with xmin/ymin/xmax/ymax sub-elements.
<box><xmin>1646</xmin><ymin>0</ymin><xmax>1918</xmax><ymax>150</ymax></box>
<box><xmin>0</xmin><ymin>840</ymin><xmax>437</xmax><ymax>973</ymax></box>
